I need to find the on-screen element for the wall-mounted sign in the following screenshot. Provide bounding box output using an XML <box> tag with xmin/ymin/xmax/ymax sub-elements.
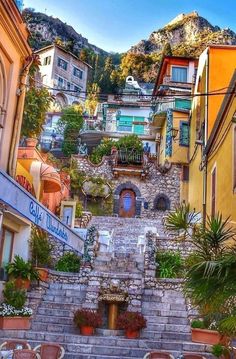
<box><xmin>0</xmin><ymin>170</ymin><xmax>84</xmax><ymax>254</ymax></box>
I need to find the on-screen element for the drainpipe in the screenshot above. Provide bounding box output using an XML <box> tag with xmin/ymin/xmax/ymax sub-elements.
<box><xmin>202</xmin><ymin>49</ymin><xmax>209</xmax><ymax>227</ymax></box>
<box><xmin>8</xmin><ymin>56</ymin><xmax>33</xmax><ymax>178</ymax></box>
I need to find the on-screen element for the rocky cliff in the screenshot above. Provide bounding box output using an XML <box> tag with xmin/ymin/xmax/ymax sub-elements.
<box><xmin>23</xmin><ymin>8</ymin><xmax>107</xmax><ymax>55</ymax></box>
<box><xmin>130</xmin><ymin>11</ymin><xmax>236</xmax><ymax>56</ymax></box>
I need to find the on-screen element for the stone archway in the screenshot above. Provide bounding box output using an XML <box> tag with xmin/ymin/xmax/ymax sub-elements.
<box><xmin>113</xmin><ymin>182</ymin><xmax>142</xmax><ymax>217</ymax></box>
<box><xmin>153</xmin><ymin>194</ymin><xmax>170</xmax><ymax>211</ymax></box>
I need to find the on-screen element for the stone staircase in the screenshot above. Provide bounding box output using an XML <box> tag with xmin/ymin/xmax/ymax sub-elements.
<box><xmin>90</xmin><ymin>216</ymin><xmax>167</xmax><ymax>253</ymax></box>
<box><xmin>0</xmin><ymin>216</ymin><xmax>211</xmax><ymax>359</ymax></box>
<box><xmin>0</xmin><ymin>283</ymin><xmax>210</xmax><ymax>359</ymax></box>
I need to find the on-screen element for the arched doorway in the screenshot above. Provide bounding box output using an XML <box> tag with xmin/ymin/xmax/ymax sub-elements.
<box><xmin>153</xmin><ymin>194</ymin><xmax>170</xmax><ymax>211</ymax></box>
<box><xmin>119</xmin><ymin>189</ymin><xmax>136</xmax><ymax>218</ymax></box>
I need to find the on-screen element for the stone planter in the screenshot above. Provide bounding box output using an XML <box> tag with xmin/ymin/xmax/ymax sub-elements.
<box><xmin>191</xmin><ymin>328</ymin><xmax>226</xmax><ymax>345</ymax></box>
<box><xmin>0</xmin><ymin>316</ymin><xmax>31</xmax><ymax>330</ymax></box>
<box><xmin>25</xmin><ymin>138</ymin><xmax>38</xmax><ymax>148</ymax></box>
<box><xmin>125</xmin><ymin>329</ymin><xmax>140</xmax><ymax>339</ymax></box>
<box><xmin>80</xmin><ymin>326</ymin><xmax>94</xmax><ymax>336</ymax></box>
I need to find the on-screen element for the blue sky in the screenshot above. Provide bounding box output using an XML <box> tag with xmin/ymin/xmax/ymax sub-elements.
<box><xmin>23</xmin><ymin>0</ymin><xmax>236</xmax><ymax>53</ymax></box>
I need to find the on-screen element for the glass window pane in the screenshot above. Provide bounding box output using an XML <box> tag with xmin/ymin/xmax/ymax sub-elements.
<box><xmin>172</xmin><ymin>67</ymin><xmax>187</xmax><ymax>82</ymax></box>
<box><xmin>1</xmin><ymin>229</ymin><xmax>13</xmax><ymax>267</ymax></box>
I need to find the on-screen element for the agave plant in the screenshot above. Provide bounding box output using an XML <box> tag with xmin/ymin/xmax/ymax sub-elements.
<box><xmin>164</xmin><ymin>203</ymin><xmax>200</xmax><ymax>239</ymax></box>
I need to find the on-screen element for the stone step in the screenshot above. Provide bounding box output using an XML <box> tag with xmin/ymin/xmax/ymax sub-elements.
<box><xmin>34</xmin><ymin>314</ymin><xmax>73</xmax><ymax>325</ymax></box>
<box><xmin>37</xmin><ymin>307</ymin><xmax>72</xmax><ymax>317</ymax></box>
<box><xmin>145</xmin><ymin>316</ymin><xmax>189</xmax><ymax>325</ymax></box>
<box><xmin>142</xmin><ymin>302</ymin><xmax>187</xmax><ymax>311</ymax></box>
<box><xmin>40</xmin><ymin>301</ymin><xmax>83</xmax><ymax>310</ymax></box>
<box><xmin>42</xmin><ymin>295</ymin><xmax>86</xmax><ymax>304</ymax></box>
<box><xmin>0</xmin><ymin>331</ymin><xmax>211</xmax><ymax>358</ymax></box>
<box><xmin>141</xmin><ymin>331</ymin><xmax>191</xmax><ymax>341</ymax></box>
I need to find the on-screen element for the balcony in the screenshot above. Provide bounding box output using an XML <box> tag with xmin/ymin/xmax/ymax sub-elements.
<box><xmin>111</xmin><ymin>150</ymin><xmax>150</xmax><ymax>179</ymax></box>
<box><xmin>163</xmin><ymin>75</ymin><xmax>195</xmax><ymax>89</ymax></box>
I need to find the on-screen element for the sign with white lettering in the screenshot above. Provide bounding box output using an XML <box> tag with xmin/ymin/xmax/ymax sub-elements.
<box><xmin>0</xmin><ymin>170</ymin><xmax>84</xmax><ymax>254</ymax></box>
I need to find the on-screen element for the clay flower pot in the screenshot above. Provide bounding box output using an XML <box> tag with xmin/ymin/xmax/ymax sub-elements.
<box><xmin>25</xmin><ymin>138</ymin><xmax>38</xmax><ymax>147</ymax></box>
<box><xmin>191</xmin><ymin>328</ymin><xmax>226</xmax><ymax>345</ymax></box>
<box><xmin>125</xmin><ymin>329</ymin><xmax>140</xmax><ymax>339</ymax></box>
<box><xmin>80</xmin><ymin>326</ymin><xmax>94</xmax><ymax>336</ymax></box>
<box><xmin>0</xmin><ymin>317</ymin><xmax>31</xmax><ymax>330</ymax></box>
<box><xmin>36</xmin><ymin>268</ymin><xmax>49</xmax><ymax>282</ymax></box>
<box><xmin>14</xmin><ymin>278</ymin><xmax>31</xmax><ymax>290</ymax></box>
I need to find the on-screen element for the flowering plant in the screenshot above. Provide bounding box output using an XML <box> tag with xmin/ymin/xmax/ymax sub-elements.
<box><xmin>73</xmin><ymin>309</ymin><xmax>102</xmax><ymax>328</ymax></box>
<box><xmin>0</xmin><ymin>303</ymin><xmax>33</xmax><ymax>317</ymax></box>
<box><xmin>116</xmin><ymin>311</ymin><xmax>147</xmax><ymax>331</ymax></box>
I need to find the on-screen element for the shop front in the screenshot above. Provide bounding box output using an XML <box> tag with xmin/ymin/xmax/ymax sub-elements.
<box><xmin>0</xmin><ymin>170</ymin><xmax>84</xmax><ymax>284</ymax></box>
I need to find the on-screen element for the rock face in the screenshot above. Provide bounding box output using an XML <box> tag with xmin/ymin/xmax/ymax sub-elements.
<box><xmin>23</xmin><ymin>8</ymin><xmax>107</xmax><ymax>55</ymax></box>
<box><xmin>130</xmin><ymin>11</ymin><xmax>236</xmax><ymax>56</ymax></box>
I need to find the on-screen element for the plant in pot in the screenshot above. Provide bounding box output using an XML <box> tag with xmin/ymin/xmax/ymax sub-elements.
<box><xmin>184</xmin><ymin>214</ymin><xmax>236</xmax><ymax>345</ymax></box>
<box><xmin>73</xmin><ymin>309</ymin><xmax>102</xmax><ymax>335</ymax></box>
<box><xmin>6</xmin><ymin>255</ymin><xmax>39</xmax><ymax>290</ymax></box>
<box><xmin>116</xmin><ymin>311</ymin><xmax>147</xmax><ymax>339</ymax></box>
<box><xmin>30</xmin><ymin>227</ymin><xmax>53</xmax><ymax>281</ymax></box>
<box><xmin>191</xmin><ymin>318</ymin><xmax>226</xmax><ymax>345</ymax></box>
<box><xmin>0</xmin><ymin>281</ymin><xmax>33</xmax><ymax>329</ymax></box>
<box><xmin>211</xmin><ymin>344</ymin><xmax>231</xmax><ymax>359</ymax></box>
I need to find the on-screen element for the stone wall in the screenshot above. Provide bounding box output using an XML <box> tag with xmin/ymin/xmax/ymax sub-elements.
<box><xmin>75</xmin><ymin>155</ymin><xmax>181</xmax><ymax>219</ymax></box>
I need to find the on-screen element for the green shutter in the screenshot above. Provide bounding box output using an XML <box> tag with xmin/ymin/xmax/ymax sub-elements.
<box><xmin>175</xmin><ymin>99</ymin><xmax>191</xmax><ymax>110</ymax></box>
<box><xmin>133</xmin><ymin>117</ymin><xmax>144</xmax><ymax>135</ymax></box>
<box><xmin>118</xmin><ymin>116</ymin><xmax>133</xmax><ymax>131</ymax></box>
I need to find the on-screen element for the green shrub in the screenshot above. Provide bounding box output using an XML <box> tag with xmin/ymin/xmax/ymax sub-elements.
<box><xmin>156</xmin><ymin>250</ymin><xmax>184</xmax><ymax>278</ymax></box>
<box><xmin>211</xmin><ymin>344</ymin><xmax>229</xmax><ymax>358</ymax></box>
<box><xmin>184</xmin><ymin>252</ymin><xmax>201</xmax><ymax>270</ymax></box>
<box><xmin>55</xmin><ymin>252</ymin><xmax>81</xmax><ymax>273</ymax></box>
<box><xmin>191</xmin><ymin>319</ymin><xmax>206</xmax><ymax>329</ymax></box>
<box><xmin>30</xmin><ymin>227</ymin><xmax>53</xmax><ymax>267</ymax></box>
<box><xmin>3</xmin><ymin>281</ymin><xmax>27</xmax><ymax>309</ymax></box>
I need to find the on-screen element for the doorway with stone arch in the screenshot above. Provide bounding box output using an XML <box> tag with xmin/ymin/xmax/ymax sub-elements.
<box><xmin>113</xmin><ymin>182</ymin><xmax>142</xmax><ymax>218</ymax></box>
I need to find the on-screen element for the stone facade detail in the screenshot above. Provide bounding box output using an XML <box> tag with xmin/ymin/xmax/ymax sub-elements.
<box><xmin>75</xmin><ymin>155</ymin><xmax>181</xmax><ymax>219</ymax></box>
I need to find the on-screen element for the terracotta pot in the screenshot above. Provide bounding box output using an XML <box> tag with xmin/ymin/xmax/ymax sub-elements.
<box><xmin>125</xmin><ymin>329</ymin><xmax>140</xmax><ymax>339</ymax></box>
<box><xmin>191</xmin><ymin>328</ymin><xmax>227</xmax><ymax>345</ymax></box>
<box><xmin>0</xmin><ymin>317</ymin><xmax>31</xmax><ymax>330</ymax></box>
<box><xmin>36</xmin><ymin>268</ymin><xmax>49</xmax><ymax>282</ymax></box>
<box><xmin>25</xmin><ymin>138</ymin><xmax>38</xmax><ymax>147</ymax></box>
<box><xmin>80</xmin><ymin>326</ymin><xmax>94</xmax><ymax>336</ymax></box>
<box><xmin>14</xmin><ymin>278</ymin><xmax>31</xmax><ymax>290</ymax></box>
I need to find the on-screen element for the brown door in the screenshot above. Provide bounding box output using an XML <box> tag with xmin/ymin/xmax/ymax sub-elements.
<box><xmin>119</xmin><ymin>190</ymin><xmax>136</xmax><ymax>218</ymax></box>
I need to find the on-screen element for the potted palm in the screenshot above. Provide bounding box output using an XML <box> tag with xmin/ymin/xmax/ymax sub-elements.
<box><xmin>30</xmin><ymin>227</ymin><xmax>53</xmax><ymax>282</ymax></box>
<box><xmin>6</xmin><ymin>255</ymin><xmax>39</xmax><ymax>290</ymax></box>
<box><xmin>73</xmin><ymin>309</ymin><xmax>102</xmax><ymax>335</ymax></box>
<box><xmin>116</xmin><ymin>311</ymin><xmax>146</xmax><ymax>339</ymax></box>
<box><xmin>0</xmin><ymin>281</ymin><xmax>32</xmax><ymax>329</ymax></box>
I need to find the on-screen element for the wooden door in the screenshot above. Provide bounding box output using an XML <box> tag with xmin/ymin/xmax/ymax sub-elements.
<box><xmin>119</xmin><ymin>190</ymin><xmax>136</xmax><ymax>218</ymax></box>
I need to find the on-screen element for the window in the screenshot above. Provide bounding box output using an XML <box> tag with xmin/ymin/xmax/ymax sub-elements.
<box><xmin>182</xmin><ymin>166</ymin><xmax>189</xmax><ymax>181</ymax></box>
<box><xmin>133</xmin><ymin>117</ymin><xmax>145</xmax><ymax>135</ymax></box>
<box><xmin>0</xmin><ymin>228</ymin><xmax>14</xmax><ymax>268</ymax></box>
<box><xmin>73</xmin><ymin>67</ymin><xmax>83</xmax><ymax>79</ymax></box>
<box><xmin>153</xmin><ymin>194</ymin><xmax>170</xmax><ymax>211</ymax></box>
<box><xmin>211</xmin><ymin>167</ymin><xmax>216</xmax><ymax>218</ymax></box>
<box><xmin>43</xmin><ymin>56</ymin><xmax>51</xmax><ymax>66</ymax></box>
<box><xmin>74</xmin><ymin>85</ymin><xmax>81</xmax><ymax>93</ymax></box>
<box><xmin>179</xmin><ymin>122</ymin><xmax>189</xmax><ymax>146</ymax></box>
<box><xmin>67</xmin><ymin>82</ymin><xmax>71</xmax><ymax>90</ymax></box>
<box><xmin>58</xmin><ymin>77</ymin><xmax>64</xmax><ymax>88</ymax></box>
<box><xmin>172</xmin><ymin>66</ymin><xmax>188</xmax><ymax>83</ymax></box>
<box><xmin>57</xmin><ymin>57</ymin><xmax>68</xmax><ymax>71</ymax></box>
<box><xmin>175</xmin><ymin>98</ymin><xmax>191</xmax><ymax>110</ymax></box>
<box><xmin>117</xmin><ymin>116</ymin><xmax>133</xmax><ymax>132</ymax></box>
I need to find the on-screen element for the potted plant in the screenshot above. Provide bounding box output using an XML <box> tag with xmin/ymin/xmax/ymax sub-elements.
<box><xmin>211</xmin><ymin>344</ymin><xmax>231</xmax><ymax>359</ymax></box>
<box><xmin>73</xmin><ymin>309</ymin><xmax>102</xmax><ymax>335</ymax></box>
<box><xmin>116</xmin><ymin>311</ymin><xmax>147</xmax><ymax>339</ymax></box>
<box><xmin>30</xmin><ymin>227</ymin><xmax>53</xmax><ymax>281</ymax></box>
<box><xmin>6</xmin><ymin>255</ymin><xmax>39</xmax><ymax>290</ymax></box>
<box><xmin>0</xmin><ymin>281</ymin><xmax>32</xmax><ymax>329</ymax></box>
<box><xmin>191</xmin><ymin>319</ymin><xmax>226</xmax><ymax>345</ymax></box>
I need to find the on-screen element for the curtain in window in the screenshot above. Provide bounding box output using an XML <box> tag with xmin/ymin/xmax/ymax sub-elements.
<box><xmin>172</xmin><ymin>67</ymin><xmax>187</xmax><ymax>82</ymax></box>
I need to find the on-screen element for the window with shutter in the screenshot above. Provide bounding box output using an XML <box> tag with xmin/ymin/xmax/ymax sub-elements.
<box><xmin>117</xmin><ymin>116</ymin><xmax>133</xmax><ymax>132</ymax></box>
<box><xmin>179</xmin><ymin>122</ymin><xmax>189</xmax><ymax>146</ymax></box>
<box><xmin>172</xmin><ymin>66</ymin><xmax>188</xmax><ymax>82</ymax></box>
<box><xmin>175</xmin><ymin>98</ymin><xmax>191</xmax><ymax>110</ymax></box>
<box><xmin>211</xmin><ymin>167</ymin><xmax>216</xmax><ymax>218</ymax></box>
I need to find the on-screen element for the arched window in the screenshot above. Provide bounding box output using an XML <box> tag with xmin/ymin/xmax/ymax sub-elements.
<box><xmin>153</xmin><ymin>194</ymin><xmax>170</xmax><ymax>211</ymax></box>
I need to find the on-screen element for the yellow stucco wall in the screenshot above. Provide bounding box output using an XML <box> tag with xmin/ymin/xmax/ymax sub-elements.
<box><xmin>206</xmin><ymin>97</ymin><xmax>236</xmax><ymax>224</ymax></box>
<box><xmin>208</xmin><ymin>47</ymin><xmax>236</xmax><ymax>136</ymax></box>
<box><xmin>168</xmin><ymin>111</ymin><xmax>189</xmax><ymax>164</ymax></box>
